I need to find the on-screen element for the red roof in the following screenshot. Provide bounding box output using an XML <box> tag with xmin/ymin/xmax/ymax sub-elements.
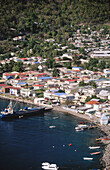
<box><xmin>0</xmin><ymin>84</ymin><xmax>8</xmax><ymax>87</ymax></box>
<box><xmin>36</xmin><ymin>73</ymin><xmax>47</xmax><ymax>77</ymax></box>
<box><xmin>86</xmin><ymin>101</ymin><xmax>99</xmax><ymax>105</ymax></box>
<box><xmin>2</xmin><ymin>86</ymin><xmax>11</xmax><ymax>89</ymax></box>
<box><xmin>66</xmin><ymin>79</ymin><xmax>77</xmax><ymax>82</ymax></box>
<box><xmin>20</xmin><ymin>58</ymin><xmax>28</xmax><ymax>60</ymax></box>
<box><xmin>73</xmin><ymin>70</ymin><xmax>80</xmax><ymax>72</ymax></box>
<box><xmin>10</xmin><ymin>87</ymin><xmax>20</xmax><ymax>90</ymax></box>
<box><xmin>33</xmin><ymin>84</ymin><xmax>44</xmax><ymax>87</ymax></box>
<box><xmin>3</xmin><ymin>73</ymin><xmax>19</xmax><ymax>76</ymax></box>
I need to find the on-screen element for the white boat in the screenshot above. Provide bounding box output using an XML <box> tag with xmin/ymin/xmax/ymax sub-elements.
<box><xmin>89</xmin><ymin>146</ymin><xmax>100</xmax><ymax>149</ymax></box>
<box><xmin>83</xmin><ymin>157</ymin><xmax>93</xmax><ymax>160</ymax></box>
<box><xmin>75</xmin><ymin>126</ymin><xmax>84</xmax><ymax>131</ymax></box>
<box><xmin>78</xmin><ymin>124</ymin><xmax>88</xmax><ymax>129</ymax></box>
<box><xmin>42</xmin><ymin>162</ymin><xmax>59</xmax><ymax>170</ymax></box>
<box><xmin>49</xmin><ymin>126</ymin><xmax>56</xmax><ymax>128</ymax></box>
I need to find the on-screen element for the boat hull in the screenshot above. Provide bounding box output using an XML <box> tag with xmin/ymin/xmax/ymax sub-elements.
<box><xmin>0</xmin><ymin>107</ymin><xmax>45</xmax><ymax>120</ymax></box>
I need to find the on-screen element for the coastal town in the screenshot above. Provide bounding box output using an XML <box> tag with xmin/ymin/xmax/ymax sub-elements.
<box><xmin>0</xmin><ymin>25</ymin><xmax>110</xmax><ymax>169</ymax></box>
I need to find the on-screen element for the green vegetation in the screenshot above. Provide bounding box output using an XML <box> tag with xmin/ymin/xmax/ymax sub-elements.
<box><xmin>0</xmin><ymin>0</ymin><xmax>110</xmax><ymax>41</ymax></box>
<box><xmin>0</xmin><ymin>60</ymin><xmax>24</xmax><ymax>73</ymax></box>
<box><xmin>79</xmin><ymin>80</ymin><xmax>97</xmax><ymax>88</ymax></box>
<box><xmin>83</xmin><ymin>58</ymin><xmax>110</xmax><ymax>71</ymax></box>
<box><xmin>85</xmin><ymin>95</ymin><xmax>107</xmax><ymax>102</ymax></box>
<box><xmin>0</xmin><ymin>0</ymin><xmax>110</xmax><ymax>68</ymax></box>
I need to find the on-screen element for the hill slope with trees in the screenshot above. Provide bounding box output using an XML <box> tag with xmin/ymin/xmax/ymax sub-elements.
<box><xmin>0</xmin><ymin>0</ymin><xmax>110</xmax><ymax>40</ymax></box>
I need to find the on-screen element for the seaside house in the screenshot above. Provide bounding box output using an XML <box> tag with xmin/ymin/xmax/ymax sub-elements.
<box><xmin>44</xmin><ymin>91</ymin><xmax>53</xmax><ymax>100</ymax></box>
<box><xmin>20</xmin><ymin>88</ymin><xmax>33</xmax><ymax>97</ymax></box>
<box><xmin>85</xmin><ymin>100</ymin><xmax>99</xmax><ymax>108</ymax></box>
<box><xmin>98</xmin><ymin>90</ymin><xmax>110</xmax><ymax>100</ymax></box>
<box><xmin>10</xmin><ymin>87</ymin><xmax>20</xmax><ymax>96</ymax></box>
<box><xmin>52</xmin><ymin>92</ymin><xmax>74</xmax><ymax>103</ymax></box>
<box><xmin>1</xmin><ymin>85</ymin><xmax>11</xmax><ymax>93</ymax></box>
<box><xmin>34</xmin><ymin>97</ymin><xmax>45</xmax><ymax>104</ymax></box>
<box><xmin>100</xmin><ymin>113</ymin><xmax>108</xmax><ymax>125</ymax></box>
<box><xmin>85</xmin><ymin>108</ymin><xmax>96</xmax><ymax>117</ymax></box>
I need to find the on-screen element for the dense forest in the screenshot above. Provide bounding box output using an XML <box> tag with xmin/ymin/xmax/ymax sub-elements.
<box><xmin>0</xmin><ymin>0</ymin><xmax>110</xmax><ymax>40</ymax></box>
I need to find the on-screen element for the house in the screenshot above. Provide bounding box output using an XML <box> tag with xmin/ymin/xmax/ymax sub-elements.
<box><xmin>85</xmin><ymin>109</ymin><xmax>96</xmax><ymax>117</ymax></box>
<box><xmin>72</xmin><ymin>67</ymin><xmax>83</xmax><ymax>72</ymax></box>
<box><xmin>91</xmin><ymin>50</ymin><xmax>110</xmax><ymax>60</ymax></box>
<box><xmin>98</xmin><ymin>90</ymin><xmax>110</xmax><ymax>99</ymax></box>
<box><xmin>3</xmin><ymin>72</ymin><xmax>19</xmax><ymax>79</ymax></box>
<box><xmin>103</xmin><ymin>69</ymin><xmax>110</xmax><ymax>77</ymax></box>
<box><xmin>0</xmin><ymin>84</ymin><xmax>8</xmax><ymax>92</ymax></box>
<box><xmin>85</xmin><ymin>100</ymin><xmax>99</xmax><ymax>108</ymax></box>
<box><xmin>34</xmin><ymin>97</ymin><xmax>45</xmax><ymax>104</ymax></box>
<box><xmin>44</xmin><ymin>91</ymin><xmax>53</xmax><ymax>99</ymax></box>
<box><xmin>65</xmin><ymin>79</ymin><xmax>77</xmax><ymax>84</ymax></box>
<box><xmin>100</xmin><ymin>113</ymin><xmax>108</xmax><ymax>125</ymax></box>
<box><xmin>20</xmin><ymin>88</ymin><xmax>33</xmax><ymax>97</ymax></box>
<box><xmin>10</xmin><ymin>87</ymin><xmax>20</xmax><ymax>96</ymax></box>
<box><xmin>1</xmin><ymin>86</ymin><xmax>11</xmax><ymax>93</ymax></box>
<box><xmin>52</xmin><ymin>93</ymin><xmax>74</xmax><ymax>103</ymax></box>
<box><xmin>38</xmin><ymin>77</ymin><xmax>52</xmax><ymax>82</ymax></box>
<box><xmin>16</xmin><ymin>82</ymin><xmax>27</xmax><ymax>87</ymax></box>
<box><xmin>33</xmin><ymin>84</ymin><xmax>44</xmax><ymax>90</ymax></box>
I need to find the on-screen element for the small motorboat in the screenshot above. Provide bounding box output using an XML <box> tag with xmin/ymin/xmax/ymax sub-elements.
<box><xmin>102</xmin><ymin>138</ymin><xmax>110</xmax><ymax>141</ymax></box>
<box><xmin>96</xmin><ymin>138</ymin><xmax>102</xmax><ymax>141</ymax></box>
<box><xmin>76</xmin><ymin>128</ymin><xmax>84</xmax><ymax>132</ymax></box>
<box><xmin>42</xmin><ymin>162</ymin><xmax>59</xmax><ymax>170</ymax></box>
<box><xmin>83</xmin><ymin>157</ymin><xmax>93</xmax><ymax>160</ymax></box>
<box><xmin>90</xmin><ymin>151</ymin><xmax>101</xmax><ymax>155</ymax></box>
<box><xmin>77</xmin><ymin>124</ymin><xmax>88</xmax><ymax>129</ymax></box>
<box><xmin>89</xmin><ymin>146</ymin><xmax>100</xmax><ymax>149</ymax></box>
<box><xmin>49</xmin><ymin>126</ymin><xmax>56</xmax><ymax>128</ymax></box>
<box><xmin>75</xmin><ymin>126</ymin><xmax>84</xmax><ymax>131</ymax></box>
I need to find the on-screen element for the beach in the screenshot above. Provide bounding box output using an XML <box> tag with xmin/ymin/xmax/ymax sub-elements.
<box><xmin>0</xmin><ymin>94</ymin><xmax>110</xmax><ymax>169</ymax></box>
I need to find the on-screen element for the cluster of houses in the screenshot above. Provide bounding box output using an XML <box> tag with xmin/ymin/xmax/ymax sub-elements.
<box><xmin>0</xmin><ymin>25</ymin><xmax>110</xmax><ymax>125</ymax></box>
<box><xmin>0</xmin><ymin>65</ymin><xmax>110</xmax><ymax>125</ymax></box>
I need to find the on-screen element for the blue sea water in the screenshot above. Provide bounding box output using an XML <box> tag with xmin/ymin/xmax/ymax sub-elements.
<box><xmin>0</xmin><ymin>99</ymin><xmax>103</xmax><ymax>170</ymax></box>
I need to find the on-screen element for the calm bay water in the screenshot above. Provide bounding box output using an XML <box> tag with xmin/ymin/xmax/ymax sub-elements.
<box><xmin>0</xmin><ymin>99</ymin><xmax>103</xmax><ymax>170</ymax></box>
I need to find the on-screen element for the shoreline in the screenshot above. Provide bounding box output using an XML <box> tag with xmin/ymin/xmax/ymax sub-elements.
<box><xmin>0</xmin><ymin>95</ymin><xmax>110</xmax><ymax>169</ymax></box>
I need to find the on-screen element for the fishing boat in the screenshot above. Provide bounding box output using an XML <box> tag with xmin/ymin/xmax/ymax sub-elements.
<box><xmin>90</xmin><ymin>151</ymin><xmax>101</xmax><ymax>155</ymax></box>
<box><xmin>80</xmin><ymin>121</ymin><xmax>87</xmax><ymax>124</ymax></box>
<box><xmin>49</xmin><ymin>126</ymin><xmax>56</xmax><ymax>128</ymax></box>
<box><xmin>83</xmin><ymin>157</ymin><xmax>93</xmax><ymax>160</ymax></box>
<box><xmin>77</xmin><ymin>124</ymin><xmax>88</xmax><ymax>129</ymax></box>
<box><xmin>96</xmin><ymin>138</ymin><xmax>102</xmax><ymax>141</ymax></box>
<box><xmin>102</xmin><ymin>138</ymin><xmax>110</xmax><ymax>141</ymax></box>
<box><xmin>42</xmin><ymin>162</ymin><xmax>59</xmax><ymax>170</ymax></box>
<box><xmin>89</xmin><ymin>146</ymin><xmax>100</xmax><ymax>149</ymax></box>
<box><xmin>0</xmin><ymin>101</ymin><xmax>46</xmax><ymax>120</ymax></box>
<box><xmin>75</xmin><ymin>126</ymin><xmax>84</xmax><ymax>131</ymax></box>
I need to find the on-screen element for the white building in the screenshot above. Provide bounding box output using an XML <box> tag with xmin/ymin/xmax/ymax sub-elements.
<box><xmin>100</xmin><ymin>113</ymin><xmax>108</xmax><ymax>125</ymax></box>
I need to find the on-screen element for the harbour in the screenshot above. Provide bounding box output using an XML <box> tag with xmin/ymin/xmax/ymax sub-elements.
<box><xmin>0</xmin><ymin>99</ymin><xmax>103</xmax><ymax>170</ymax></box>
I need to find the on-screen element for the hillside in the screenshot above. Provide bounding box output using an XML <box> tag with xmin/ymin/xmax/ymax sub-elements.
<box><xmin>0</xmin><ymin>0</ymin><xmax>110</xmax><ymax>40</ymax></box>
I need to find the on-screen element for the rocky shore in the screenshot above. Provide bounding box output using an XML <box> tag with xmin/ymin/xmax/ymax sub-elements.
<box><xmin>0</xmin><ymin>95</ymin><xmax>110</xmax><ymax>169</ymax></box>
